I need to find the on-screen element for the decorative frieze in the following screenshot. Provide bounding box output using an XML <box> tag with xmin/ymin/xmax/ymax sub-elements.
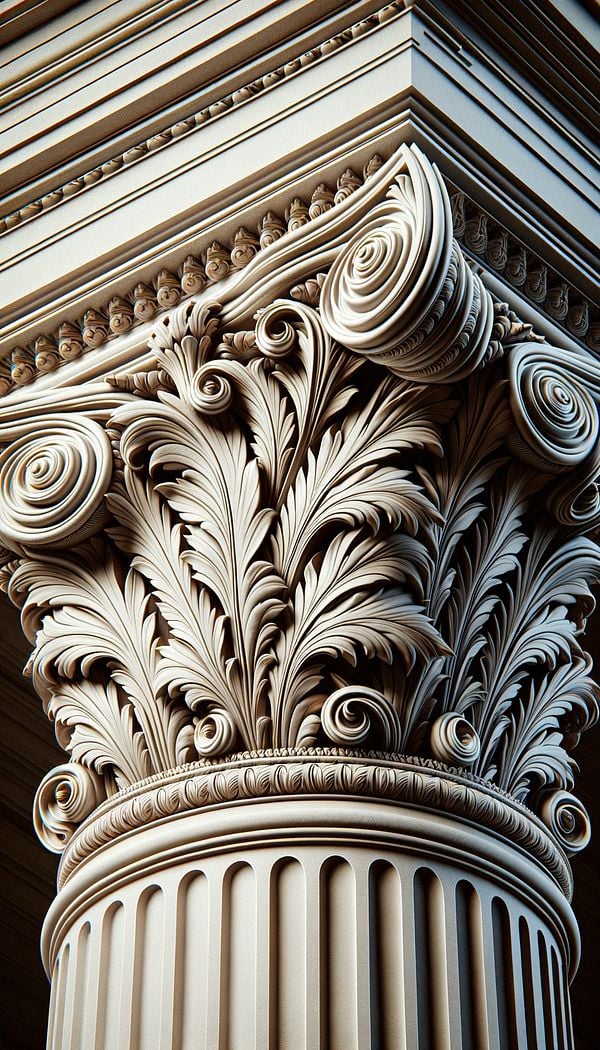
<box><xmin>450</xmin><ymin>187</ymin><xmax>598</xmax><ymax>353</ymax></box>
<box><xmin>0</xmin><ymin>153</ymin><xmax>385</xmax><ymax>398</ymax></box>
<box><xmin>3</xmin><ymin>173</ymin><xmax>596</xmax><ymax>403</ymax></box>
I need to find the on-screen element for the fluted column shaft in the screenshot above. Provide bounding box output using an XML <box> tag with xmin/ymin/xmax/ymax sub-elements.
<box><xmin>43</xmin><ymin>789</ymin><xmax>576</xmax><ymax>1050</ymax></box>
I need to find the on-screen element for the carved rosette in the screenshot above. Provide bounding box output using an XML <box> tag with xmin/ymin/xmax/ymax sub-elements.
<box><xmin>0</xmin><ymin>143</ymin><xmax>598</xmax><ymax>884</ymax></box>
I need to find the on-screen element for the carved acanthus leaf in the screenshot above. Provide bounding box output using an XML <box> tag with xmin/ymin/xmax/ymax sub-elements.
<box><xmin>11</xmin><ymin>539</ymin><xmax>191</xmax><ymax>774</ymax></box>
<box><xmin>47</xmin><ymin>679</ymin><xmax>152</xmax><ymax>789</ymax></box>
<box><xmin>255</xmin><ymin>300</ymin><xmax>363</xmax><ymax>505</ymax></box>
<box><xmin>437</xmin><ymin>465</ymin><xmax>533</xmax><ymax>716</ymax></box>
<box><xmin>272</xmin><ymin>375</ymin><xmax>451</xmax><ymax>587</ymax></box>
<box><xmin>417</xmin><ymin>370</ymin><xmax>511</xmax><ymax>626</ymax></box>
<box><xmin>473</xmin><ymin>528</ymin><xmax>600</xmax><ymax>782</ymax></box>
<box><xmin>498</xmin><ymin>656</ymin><xmax>599</xmax><ymax>801</ymax></box>
<box><xmin>160</xmin><ymin>422</ymin><xmax>288</xmax><ymax>748</ymax></box>
<box><xmin>271</xmin><ymin>530</ymin><xmax>448</xmax><ymax>747</ymax></box>
<box><xmin>147</xmin><ymin>299</ymin><xmax>221</xmax><ymax>396</ymax></box>
<box><xmin>106</xmin><ymin>296</ymin><xmax>447</xmax><ymax>755</ymax></box>
<box><xmin>2</xmin><ymin>140</ymin><xmax>599</xmax><ymax>856</ymax></box>
<box><xmin>107</xmin><ymin>469</ymin><xmax>231</xmax><ymax>714</ymax></box>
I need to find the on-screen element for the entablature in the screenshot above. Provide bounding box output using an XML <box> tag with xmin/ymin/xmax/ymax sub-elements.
<box><xmin>1</xmin><ymin>0</ymin><xmax>598</xmax><ymax>371</ymax></box>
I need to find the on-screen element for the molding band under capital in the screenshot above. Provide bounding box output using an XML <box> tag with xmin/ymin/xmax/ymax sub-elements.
<box><xmin>58</xmin><ymin>752</ymin><xmax>573</xmax><ymax>898</ymax></box>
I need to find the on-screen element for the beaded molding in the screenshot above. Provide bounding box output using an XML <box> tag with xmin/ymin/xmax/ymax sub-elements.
<box><xmin>58</xmin><ymin>750</ymin><xmax>573</xmax><ymax>897</ymax></box>
<box><xmin>0</xmin><ymin>151</ymin><xmax>386</xmax><ymax>395</ymax></box>
<box><xmin>1</xmin><ymin>158</ymin><xmax>597</xmax><ymax>399</ymax></box>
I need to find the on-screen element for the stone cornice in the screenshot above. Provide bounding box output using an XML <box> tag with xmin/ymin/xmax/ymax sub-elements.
<box><xmin>0</xmin><ymin>2</ymin><xmax>405</xmax><ymax>238</ymax></box>
<box><xmin>450</xmin><ymin>186</ymin><xmax>599</xmax><ymax>353</ymax></box>
<box><xmin>426</xmin><ymin>0</ymin><xmax>600</xmax><ymax>141</ymax></box>
<box><xmin>0</xmin><ymin>148</ymin><xmax>387</xmax><ymax>397</ymax></box>
<box><xmin>1</xmin><ymin>152</ymin><xmax>597</xmax><ymax>400</ymax></box>
<box><xmin>1</xmin><ymin>0</ymin><xmax>386</xmax><ymax>204</ymax></box>
<box><xmin>3</xmin><ymin>1</ymin><xmax>597</xmax><ymax>356</ymax></box>
<box><xmin>4</xmin><ymin>0</ymin><xmax>597</xmax><ymax>234</ymax></box>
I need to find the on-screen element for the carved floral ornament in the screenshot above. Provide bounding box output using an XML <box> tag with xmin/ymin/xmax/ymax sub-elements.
<box><xmin>0</xmin><ymin>144</ymin><xmax>598</xmax><ymax>873</ymax></box>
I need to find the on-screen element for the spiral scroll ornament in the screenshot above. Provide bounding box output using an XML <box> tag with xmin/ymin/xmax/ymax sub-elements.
<box><xmin>33</xmin><ymin>763</ymin><xmax>105</xmax><ymax>853</ymax></box>
<box><xmin>255</xmin><ymin>309</ymin><xmax>297</xmax><ymax>358</ymax></box>
<box><xmin>0</xmin><ymin>415</ymin><xmax>112</xmax><ymax>552</ymax></box>
<box><xmin>430</xmin><ymin>713</ymin><xmax>481</xmax><ymax>767</ymax></box>
<box><xmin>194</xmin><ymin>709</ymin><xmax>238</xmax><ymax>757</ymax></box>
<box><xmin>320</xmin><ymin>687</ymin><xmax>402</xmax><ymax>751</ymax></box>
<box><xmin>190</xmin><ymin>363</ymin><xmax>235</xmax><ymax>415</ymax></box>
<box><xmin>320</xmin><ymin>144</ymin><xmax>494</xmax><ymax>382</ymax></box>
<box><xmin>547</xmin><ymin>443</ymin><xmax>600</xmax><ymax>528</ymax></box>
<box><xmin>508</xmin><ymin>343</ymin><xmax>598</xmax><ymax>473</ymax></box>
<box><xmin>538</xmin><ymin>790</ymin><xmax>591</xmax><ymax>855</ymax></box>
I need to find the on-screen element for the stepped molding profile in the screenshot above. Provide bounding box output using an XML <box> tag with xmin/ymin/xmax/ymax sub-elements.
<box><xmin>0</xmin><ymin>3</ymin><xmax>406</xmax><ymax>239</ymax></box>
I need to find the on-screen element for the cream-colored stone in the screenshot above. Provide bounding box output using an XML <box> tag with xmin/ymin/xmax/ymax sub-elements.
<box><xmin>1</xmin><ymin>5</ymin><xmax>598</xmax><ymax>1045</ymax></box>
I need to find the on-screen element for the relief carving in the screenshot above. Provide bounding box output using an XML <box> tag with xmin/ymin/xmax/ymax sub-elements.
<box><xmin>0</xmin><ymin>144</ymin><xmax>597</xmax><ymax>870</ymax></box>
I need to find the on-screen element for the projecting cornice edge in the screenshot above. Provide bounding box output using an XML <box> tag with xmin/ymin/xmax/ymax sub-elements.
<box><xmin>1</xmin><ymin>144</ymin><xmax>597</xmax><ymax>401</ymax></box>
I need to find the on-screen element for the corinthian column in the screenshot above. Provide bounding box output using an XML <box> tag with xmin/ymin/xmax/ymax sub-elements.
<box><xmin>1</xmin><ymin>144</ymin><xmax>598</xmax><ymax>1049</ymax></box>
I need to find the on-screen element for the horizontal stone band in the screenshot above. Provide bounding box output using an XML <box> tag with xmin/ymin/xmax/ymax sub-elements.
<box><xmin>59</xmin><ymin>750</ymin><xmax>572</xmax><ymax>897</ymax></box>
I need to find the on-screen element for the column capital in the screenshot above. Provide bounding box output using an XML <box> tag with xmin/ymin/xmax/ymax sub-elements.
<box><xmin>1</xmin><ymin>143</ymin><xmax>598</xmax><ymax>891</ymax></box>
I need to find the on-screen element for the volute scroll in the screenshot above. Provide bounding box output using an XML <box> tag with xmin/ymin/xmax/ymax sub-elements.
<box><xmin>0</xmin><ymin>142</ymin><xmax>597</xmax><ymax>884</ymax></box>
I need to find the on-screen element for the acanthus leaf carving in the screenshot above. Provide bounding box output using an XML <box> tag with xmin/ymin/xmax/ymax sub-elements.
<box><xmin>47</xmin><ymin>679</ymin><xmax>153</xmax><ymax>789</ymax></box>
<box><xmin>106</xmin><ymin>468</ymin><xmax>232</xmax><ymax>716</ymax></box>
<box><xmin>271</xmin><ymin>368</ymin><xmax>452</xmax><ymax>588</ymax></box>
<box><xmin>9</xmin><ymin>538</ymin><xmax>193</xmax><ymax>776</ymax></box>
<box><xmin>107</xmin><ymin>294</ymin><xmax>448</xmax><ymax>755</ymax></box>
<box><xmin>473</xmin><ymin>527</ymin><xmax>600</xmax><ymax>784</ymax></box>
<box><xmin>270</xmin><ymin>529</ymin><xmax>448</xmax><ymax>748</ymax></box>
<box><xmin>498</xmin><ymin>655</ymin><xmax>599</xmax><ymax>802</ymax></box>
<box><xmin>1</xmin><ymin>141</ymin><xmax>598</xmax><ymax>863</ymax></box>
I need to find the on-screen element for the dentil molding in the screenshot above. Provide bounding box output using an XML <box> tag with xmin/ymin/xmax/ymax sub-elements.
<box><xmin>0</xmin><ymin>143</ymin><xmax>598</xmax><ymax>892</ymax></box>
<box><xmin>1</xmin><ymin>154</ymin><xmax>597</xmax><ymax>400</ymax></box>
